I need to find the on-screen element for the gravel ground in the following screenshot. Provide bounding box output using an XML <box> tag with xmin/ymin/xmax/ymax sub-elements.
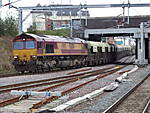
<box><xmin>38</xmin><ymin>65</ymin><xmax>135</xmax><ymax>111</ymax></box>
<box><xmin>56</xmin><ymin>65</ymin><xmax>150</xmax><ymax>113</ymax></box>
<box><xmin>0</xmin><ymin>64</ymin><xmax>121</xmax><ymax>113</ymax></box>
<box><xmin>0</xmin><ymin>92</ymin><xmax>17</xmax><ymax>101</ymax></box>
<box><xmin>115</xmin><ymin>55</ymin><xmax>135</xmax><ymax>64</ymax></box>
<box><xmin>0</xmin><ymin>65</ymin><xmax>134</xmax><ymax>112</ymax></box>
<box><xmin>112</xmin><ymin>71</ymin><xmax>150</xmax><ymax>113</ymax></box>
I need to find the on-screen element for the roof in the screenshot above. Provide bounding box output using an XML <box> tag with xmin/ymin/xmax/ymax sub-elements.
<box><xmin>16</xmin><ymin>33</ymin><xmax>86</xmax><ymax>43</ymax></box>
<box><xmin>76</xmin><ymin>15</ymin><xmax>150</xmax><ymax>29</ymax></box>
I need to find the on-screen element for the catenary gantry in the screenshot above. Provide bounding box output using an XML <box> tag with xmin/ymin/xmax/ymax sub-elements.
<box><xmin>17</xmin><ymin>3</ymin><xmax>150</xmax><ymax>34</ymax></box>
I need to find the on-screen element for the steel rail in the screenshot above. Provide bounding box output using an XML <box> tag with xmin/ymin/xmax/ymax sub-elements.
<box><xmin>118</xmin><ymin>69</ymin><xmax>131</xmax><ymax>74</ymax></box>
<box><xmin>103</xmin><ymin>73</ymin><xmax>150</xmax><ymax>113</ymax></box>
<box><xmin>0</xmin><ymin>73</ymin><xmax>18</xmax><ymax>78</ymax></box>
<box><xmin>0</xmin><ymin>67</ymin><xmax>90</xmax><ymax>78</ymax></box>
<box><xmin>0</xmin><ymin>65</ymin><xmax>118</xmax><ymax>107</ymax></box>
<box><xmin>0</xmin><ymin>78</ymin><xmax>74</xmax><ymax>93</ymax></box>
<box><xmin>0</xmin><ymin>66</ymin><xmax>115</xmax><ymax>91</ymax></box>
<box><xmin>142</xmin><ymin>99</ymin><xmax>150</xmax><ymax>113</ymax></box>
<box><xmin>0</xmin><ymin>78</ymin><xmax>78</xmax><ymax>107</ymax></box>
<box><xmin>30</xmin><ymin>66</ymin><xmax>126</xmax><ymax>110</ymax></box>
<box><xmin>67</xmin><ymin>68</ymin><xmax>92</xmax><ymax>75</ymax></box>
<box><xmin>0</xmin><ymin>68</ymin><xmax>76</xmax><ymax>78</ymax></box>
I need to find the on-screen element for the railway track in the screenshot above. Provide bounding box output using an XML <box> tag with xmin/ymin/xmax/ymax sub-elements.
<box><xmin>103</xmin><ymin>71</ymin><xmax>150</xmax><ymax>113</ymax></box>
<box><xmin>31</xmin><ymin>66</ymin><xmax>124</xmax><ymax>110</ymax></box>
<box><xmin>0</xmin><ymin>66</ymin><xmax>115</xmax><ymax>94</ymax></box>
<box><xmin>0</xmin><ymin>65</ymin><xmax>127</xmax><ymax>112</ymax></box>
<box><xmin>116</xmin><ymin>55</ymin><xmax>135</xmax><ymax>64</ymax></box>
<box><xmin>0</xmin><ymin>67</ymin><xmax>92</xmax><ymax>78</ymax></box>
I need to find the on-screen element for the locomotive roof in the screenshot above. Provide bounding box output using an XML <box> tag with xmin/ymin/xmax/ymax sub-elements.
<box><xmin>16</xmin><ymin>33</ymin><xmax>86</xmax><ymax>43</ymax></box>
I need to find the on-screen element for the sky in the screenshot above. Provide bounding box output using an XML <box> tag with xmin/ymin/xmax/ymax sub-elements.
<box><xmin>1</xmin><ymin>0</ymin><xmax>150</xmax><ymax>31</ymax></box>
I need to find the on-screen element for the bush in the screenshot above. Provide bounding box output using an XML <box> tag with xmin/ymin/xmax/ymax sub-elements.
<box><xmin>0</xmin><ymin>16</ymin><xmax>18</xmax><ymax>37</ymax></box>
<box><xmin>0</xmin><ymin>36</ymin><xmax>16</xmax><ymax>74</ymax></box>
<box><xmin>28</xmin><ymin>29</ymin><xmax>70</xmax><ymax>37</ymax></box>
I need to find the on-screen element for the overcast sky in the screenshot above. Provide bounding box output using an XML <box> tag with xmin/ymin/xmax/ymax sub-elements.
<box><xmin>1</xmin><ymin>0</ymin><xmax>150</xmax><ymax>31</ymax></box>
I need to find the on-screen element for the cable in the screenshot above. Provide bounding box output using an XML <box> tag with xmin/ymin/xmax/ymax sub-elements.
<box><xmin>2</xmin><ymin>0</ymin><xmax>22</xmax><ymax>7</ymax></box>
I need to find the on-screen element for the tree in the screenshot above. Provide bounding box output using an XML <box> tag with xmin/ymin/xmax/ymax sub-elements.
<box><xmin>0</xmin><ymin>16</ymin><xmax>18</xmax><ymax>37</ymax></box>
<box><xmin>27</xmin><ymin>22</ymin><xmax>37</xmax><ymax>33</ymax></box>
<box><xmin>0</xmin><ymin>18</ymin><xmax>5</xmax><ymax>36</ymax></box>
<box><xmin>4</xmin><ymin>16</ymin><xmax>18</xmax><ymax>36</ymax></box>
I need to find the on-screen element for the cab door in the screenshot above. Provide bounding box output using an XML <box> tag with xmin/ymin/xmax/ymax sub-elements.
<box><xmin>37</xmin><ymin>41</ymin><xmax>44</xmax><ymax>54</ymax></box>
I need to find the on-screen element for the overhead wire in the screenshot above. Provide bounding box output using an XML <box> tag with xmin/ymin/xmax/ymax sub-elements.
<box><xmin>2</xmin><ymin>0</ymin><xmax>22</xmax><ymax>7</ymax></box>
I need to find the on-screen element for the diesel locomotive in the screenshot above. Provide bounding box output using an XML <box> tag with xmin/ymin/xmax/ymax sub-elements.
<box><xmin>12</xmin><ymin>33</ymin><xmax>131</xmax><ymax>72</ymax></box>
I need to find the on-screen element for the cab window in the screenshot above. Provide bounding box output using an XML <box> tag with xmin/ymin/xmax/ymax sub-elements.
<box><xmin>37</xmin><ymin>42</ymin><xmax>43</xmax><ymax>49</ymax></box>
<box><xmin>25</xmin><ymin>41</ymin><xmax>35</xmax><ymax>49</ymax></box>
<box><xmin>13</xmin><ymin>41</ymin><xmax>24</xmax><ymax>49</ymax></box>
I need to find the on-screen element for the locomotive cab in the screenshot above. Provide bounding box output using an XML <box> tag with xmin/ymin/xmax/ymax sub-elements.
<box><xmin>13</xmin><ymin>35</ymin><xmax>37</xmax><ymax>62</ymax></box>
<box><xmin>12</xmin><ymin>34</ymin><xmax>38</xmax><ymax>72</ymax></box>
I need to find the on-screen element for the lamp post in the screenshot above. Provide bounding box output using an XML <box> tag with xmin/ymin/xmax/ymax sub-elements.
<box><xmin>0</xmin><ymin>0</ymin><xmax>2</xmax><ymax>7</ymax></box>
<box><xmin>61</xmin><ymin>0</ymin><xmax>62</xmax><ymax>25</ymax></box>
<box><xmin>70</xmin><ymin>11</ymin><xmax>72</xmax><ymax>37</ymax></box>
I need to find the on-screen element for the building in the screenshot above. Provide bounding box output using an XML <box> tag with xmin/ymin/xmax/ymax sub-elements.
<box><xmin>72</xmin><ymin>15</ymin><xmax>150</xmax><ymax>40</ymax></box>
<box><xmin>31</xmin><ymin>4</ymin><xmax>90</xmax><ymax>31</ymax></box>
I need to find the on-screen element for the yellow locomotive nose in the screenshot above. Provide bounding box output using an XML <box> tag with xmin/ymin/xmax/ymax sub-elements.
<box><xmin>22</xmin><ymin>55</ymin><xmax>30</xmax><ymax>61</ymax></box>
<box><xmin>13</xmin><ymin>49</ymin><xmax>37</xmax><ymax>61</ymax></box>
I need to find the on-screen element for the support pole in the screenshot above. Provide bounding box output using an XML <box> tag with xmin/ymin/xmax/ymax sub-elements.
<box><xmin>140</xmin><ymin>22</ymin><xmax>144</xmax><ymax>63</ymax></box>
<box><xmin>122</xmin><ymin>5</ymin><xmax>125</xmax><ymax>23</ymax></box>
<box><xmin>61</xmin><ymin>0</ymin><xmax>62</xmax><ymax>26</ymax></box>
<box><xmin>0</xmin><ymin>0</ymin><xmax>2</xmax><ymax>7</ymax></box>
<box><xmin>18</xmin><ymin>9</ymin><xmax>23</xmax><ymax>34</ymax></box>
<box><xmin>137</xmin><ymin>22</ymin><xmax>148</xmax><ymax>66</ymax></box>
<box><xmin>85</xmin><ymin>7</ymin><xmax>88</xmax><ymax>26</ymax></box>
<box><xmin>70</xmin><ymin>11</ymin><xmax>72</xmax><ymax>37</ymax></box>
<box><xmin>127</xmin><ymin>0</ymin><xmax>130</xmax><ymax>24</ymax></box>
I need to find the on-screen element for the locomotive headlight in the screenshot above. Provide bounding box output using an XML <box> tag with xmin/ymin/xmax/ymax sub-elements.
<box><xmin>14</xmin><ymin>56</ymin><xmax>18</xmax><ymax>59</ymax></box>
<box><xmin>31</xmin><ymin>55</ymin><xmax>37</xmax><ymax>59</ymax></box>
<box><xmin>32</xmin><ymin>55</ymin><xmax>36</xmax><ymax>58</ymax></box>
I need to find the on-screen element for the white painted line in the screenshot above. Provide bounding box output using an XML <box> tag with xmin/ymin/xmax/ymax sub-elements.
<box><xmin>127</xmin><ymin>65</ymin><xmax>138</xmax><ymax>74</ymax></box>
<box><xmin>50</xmin><ymin>87</ymin><xmax>106</xmax><ymax>112</ymax></box>
<box><xmin>116</xmin><ymin>65</ymin><xmax>138</xmax><ymax>83</ymax></box>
